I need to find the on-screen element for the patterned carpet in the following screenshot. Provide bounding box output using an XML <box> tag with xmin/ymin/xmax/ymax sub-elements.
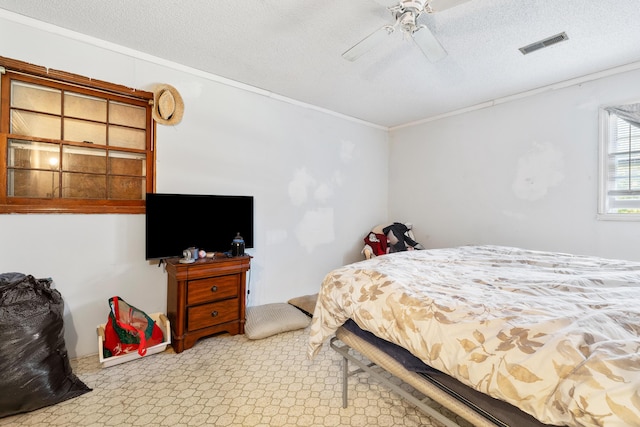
<box><xmin>0</xmin><ymin>326</ymin><xmax>470</xmax><ymax>427</ymax></box>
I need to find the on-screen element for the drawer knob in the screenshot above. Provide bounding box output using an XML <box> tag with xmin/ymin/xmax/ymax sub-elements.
<box><xmin>211</xmin><ymin>285</ymin><xmax>218</xmax><ymax>292</ymax></box>
<box><xmin>211</xmin><ymin>310</ymin><xmax>219</xmax><ymax>317</ymax></box>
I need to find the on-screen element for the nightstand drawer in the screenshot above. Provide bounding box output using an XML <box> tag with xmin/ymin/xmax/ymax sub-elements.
<box><xmin>187</xmin><ymin>275</ymin><xmax>239</xmax><ymax>305</ymax></box>
<box><xmin>187</xmin><ymin>299</ymin><xmax>239</xmax><ymax>331</ymax></box>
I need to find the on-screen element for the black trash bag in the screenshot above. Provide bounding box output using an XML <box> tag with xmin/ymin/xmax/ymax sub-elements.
<box><xmin>0</xmin><ymin>272</ymin><xmax>91</xmax><ymax>418</ymax></box>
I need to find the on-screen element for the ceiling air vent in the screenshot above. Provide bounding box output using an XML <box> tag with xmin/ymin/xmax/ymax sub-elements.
<box><xmin>519</xmin><ymin>32</ymin><xmax>569</xmax><ymax>55</ymax></box>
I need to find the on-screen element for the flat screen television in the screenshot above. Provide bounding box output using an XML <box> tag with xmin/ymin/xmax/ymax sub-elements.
<box><xmin>145</xmin><ymin>193</ymin><xmax>254</xmax><ymax>260</ymax></box>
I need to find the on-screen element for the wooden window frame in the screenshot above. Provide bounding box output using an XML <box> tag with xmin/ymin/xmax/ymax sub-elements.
<box><xmin>0</xmin><ymin>56</ymin><xmax>155</xmax><ymax>214</ymax></box>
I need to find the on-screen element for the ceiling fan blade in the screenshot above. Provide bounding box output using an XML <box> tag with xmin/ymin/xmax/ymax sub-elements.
<box><xmin>427</xmin><ymin>0</ymin><xmax>471</xmax><ymax>12</ymax></box>
<box><xmin>412</xmin><ymin>25</ymin><xmax>447</xmax><ymax>62</ymax></box>
<box><xmin>342</xmin><ymin>26</ymin><xmax>392</xmax><ymax>62</ymax></box>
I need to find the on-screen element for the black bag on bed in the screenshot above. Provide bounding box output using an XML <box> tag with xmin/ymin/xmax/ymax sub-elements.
<box><xmin>0</xmin><ymin>272</ymin><xmax>91</xmax><ymax>418</ymax></box>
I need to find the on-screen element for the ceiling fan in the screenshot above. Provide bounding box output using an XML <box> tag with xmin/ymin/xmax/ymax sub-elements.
<box><xmin>342</xmin><ymin>0</ymin><xmax>470</xmax><ymax>63</ymax></box>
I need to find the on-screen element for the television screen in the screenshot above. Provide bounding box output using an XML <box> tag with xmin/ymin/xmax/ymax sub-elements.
<box><xmin>145</xmin><ymin>193</ymin><xmax>254</xmax><ymax>260</ymax></box>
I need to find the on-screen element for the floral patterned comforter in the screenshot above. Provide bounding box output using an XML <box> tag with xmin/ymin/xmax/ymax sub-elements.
<box><xmin>308</xmin><ymin>245</ymin><xmax>640</xmax><ymax>427</ymax></box>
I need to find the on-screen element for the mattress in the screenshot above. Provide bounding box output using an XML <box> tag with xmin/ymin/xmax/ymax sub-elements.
<box><xmin>308</xmin><ymin>245</ymin><xmax>640</xmax><ymax>426</ymax></box>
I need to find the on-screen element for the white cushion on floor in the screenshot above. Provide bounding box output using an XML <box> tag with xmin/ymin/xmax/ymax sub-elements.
<box><xmin>245</xmin><ymin>303</ymin><xmax>311</xmax><ymax>340</ymax></box>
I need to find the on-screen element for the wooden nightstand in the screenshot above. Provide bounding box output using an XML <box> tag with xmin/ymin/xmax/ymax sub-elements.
<box><xmin>165</xmin><ymin>255</ymin><xmax>251</xmax><ymax>353</ymax></box>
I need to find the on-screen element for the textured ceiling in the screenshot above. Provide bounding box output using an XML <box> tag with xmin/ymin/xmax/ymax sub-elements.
<box><xmin>1</xmin><ymin>0</ymin><xmax>640</xmax><ymax>128</ymax></box>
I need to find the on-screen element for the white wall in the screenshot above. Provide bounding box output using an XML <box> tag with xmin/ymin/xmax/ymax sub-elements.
<box><xmin>0</xmin><ymin>14</ymin><xmax>389</xmax><ymax>358</ymax></box>
<box><xmin>389</xmin><ymin>67</ymin><xmax>640</xmax><ymax>261</ymax></box>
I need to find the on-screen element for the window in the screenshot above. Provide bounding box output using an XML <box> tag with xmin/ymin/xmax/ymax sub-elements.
<box><xmin>599</xmin><ymin>102</ymin><xmax>640</xmax><ymax>220</ymax></box>
<box><xmin>0</xmin><ymin>56</ymin><xmax>155</xmax><ymax>214</ymax></box>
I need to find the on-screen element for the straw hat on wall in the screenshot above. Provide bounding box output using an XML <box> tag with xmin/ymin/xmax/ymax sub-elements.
<box><xmin>152</xmin><ymin>84</ymin><xmax>184</xmax><ymax>125</ymax></box>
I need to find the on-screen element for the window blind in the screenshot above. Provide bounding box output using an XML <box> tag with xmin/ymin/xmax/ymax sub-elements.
<box><xmin>606</xmin><ymin>110</ymin><xmax>640</xmax><ymax>212</ymax></box>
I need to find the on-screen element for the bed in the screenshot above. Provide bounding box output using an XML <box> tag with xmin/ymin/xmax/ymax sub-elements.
<box><xmin>307</xmin><ymin>245</ymin><xmax>640</xmax><ymax>427</ymax></box>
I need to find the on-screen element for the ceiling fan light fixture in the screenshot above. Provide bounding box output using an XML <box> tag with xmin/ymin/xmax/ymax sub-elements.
<box><xmin>399</xmin><ymin>11</ymin><xmax>418</xmax><ymax>32</ymax></box>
